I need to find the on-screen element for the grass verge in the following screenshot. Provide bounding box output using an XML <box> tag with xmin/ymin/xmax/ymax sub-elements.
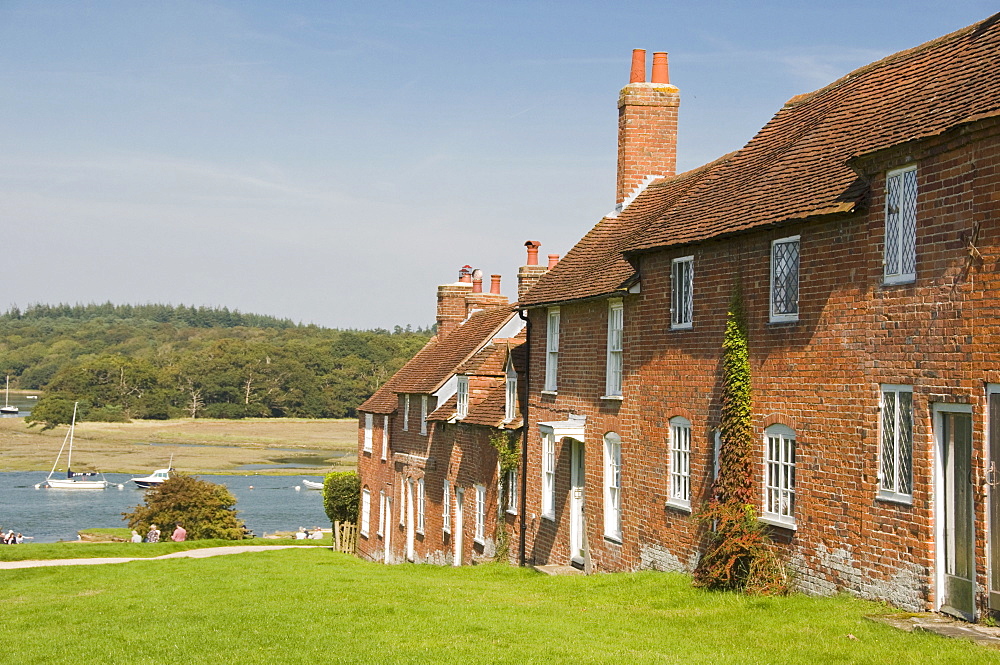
<box><xmin>0</xmin><ymin>538</ymin><xmax>330</xmax><ymax>561</ymax></box>
<box><xmin>0</xmin><ymin>550</ymin><xmax>995</xmax><ymax>664</ymax></box>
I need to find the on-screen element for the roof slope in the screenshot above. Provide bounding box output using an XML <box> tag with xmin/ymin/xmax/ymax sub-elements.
<box><xmin>628</xmin><ymin>13</ymin><xmax>1000</xmax><ymax>253</ymax></box>
<box><xmin>520</xmin><ymin>157</ymin><xmax>728</xmax><ymax>307</ymax></box>
<box><xmin>521</xmin><ymin>13</ymin><xmax>1000</xmax><ymax>307</ymax></box>
<box><xmin>358</xmin><ymin>306</ymin><xmax>516</xmax><ymax>414</ymax></box>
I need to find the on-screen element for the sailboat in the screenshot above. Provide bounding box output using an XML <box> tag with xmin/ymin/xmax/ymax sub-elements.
<box><xmin>43</xmin><ymin>402</ymin><xmax>109</xmax><ymax>490</ymax></box>
<box><xmin>1</xmin><ymin>376</ymin><xmax>18</xmax><ymax>414</ymax></box>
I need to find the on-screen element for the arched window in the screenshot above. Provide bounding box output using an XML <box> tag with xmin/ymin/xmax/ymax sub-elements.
<box><xmin>603</xmin><ymin>432</ymin><xmax>622</xmax><ymax>540</ymax></box>
<box><xmin>763</xmin><ymin>424</ymin><xmax>796</xmax><ymax>527</ymax></box>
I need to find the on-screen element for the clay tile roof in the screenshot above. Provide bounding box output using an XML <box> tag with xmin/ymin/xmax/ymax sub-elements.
<box><xmin>521</xmin><ymin>13</ymin><xmax>1000</xmax><ymax>307</ymax></box>
<box><xmin>358</xmin><ymin>306</ymin><xmax>516</xmax><ymax>414</ymax></box>
<box><xmin>460</xmin><ymin>379</ymin><xmax>509</xmax><ymax>427</ymax></box>
<box><xmin>519</xmin><ymin>157</ymin><xmax>728</xmax><ymax>307</ymax></box>
<box><xmin>626</xmin><ymin>14</ymin><xmax>1000</xmax><ymax>254</ymax></box>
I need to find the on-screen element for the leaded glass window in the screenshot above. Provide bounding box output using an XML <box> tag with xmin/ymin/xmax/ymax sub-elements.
<box><xmin>770</xmin><ymin>237</ymin><xmax>800</xmax><ymax>321</ymax></box>
<box><xmin>880</xmin><ymin>386</ymin><xmax>913</xmax><ymax>497</ymax></box>
<box><xmin>885</xmin><ymin>166</ymin><xmax>917</xmax><ymax>283</ymax></box>
<box><xmin>671</xmin><ymin>256</ymin><xmax>694</xmax><ymax>328</ymax></box>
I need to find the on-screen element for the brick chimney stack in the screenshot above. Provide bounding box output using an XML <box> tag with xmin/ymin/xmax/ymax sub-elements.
<box><xmin>617</xmin><ymin>49</ymin><xmax>679</xmax><ymax>210</ymax></box>
<box><xmin>437</xmin><ymin>267</ymin><xmax>475</xmax><ymax>338</ymax></box>
<box><xmin>518</xmin><ymin>240</ymin><xmax>548</xmax><ymax>301</ymax></box>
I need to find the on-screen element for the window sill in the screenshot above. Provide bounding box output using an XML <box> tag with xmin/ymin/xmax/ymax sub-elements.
<box><xmin>665</xmin><ymin>498</ymin><xmax>691</xmax><ymax>513</ymax></box>
<box><xmin>600</xmin><ymin>394</ymin><xmax>623</xmax><ymax>401</ymax></box>
<box><xmin>768</xmin><ymin>315</ymin><xmax>799</xmax><ymax>325</ymax></box>
<box><xmin>505</xmin><ymin>509</ymin><xmax>518</xmax><ymax>516</ymax></box>
<box><xmin>360</xmin><ymin>532</ymin><xmax>370</xmax><ymax>539</ymax></box>
<box><xmin>759</xmin><ymin>515</ymin><xmax>797</xmax><ymax>531</ymax></box>
<box><xmin>876</xmin><ymin>490</ymin><xmax>914</xmax><ymax>506</ymax></box>
<box><xmin>541</xmin><ymin>512</ymin><xmax>555</xmax><ymax>522</ymax></box>
<box><xmin>362</xmin><ymin>448</ymin><xmax>373</xmax><ymax>455</ymax></box>
<box><xmin>473</xmin><ymin>537</ymin><xmax>485</xmax><ymax>546</ymax></box>
<box><xmin>604</xmin><ymin>534</ymin><xmax>622</xmax><ymax>545</ymax></box>
<box><xmin>540</xmin><ymin>390</ymin><xmax>558</xmax><ymax>396</ymax></box>
<box><xmin>883</xmin><ymin>275</ymin><xmax>915</xmax><ymax>287</ymax></box>
<box><xmin>670</xmin><ymin>323</ymin><xmax>693</xmax><ymax>331</ymax></box>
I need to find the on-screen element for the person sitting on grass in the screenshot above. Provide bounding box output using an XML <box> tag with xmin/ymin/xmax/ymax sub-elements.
<box><xmin>310</xmin><ymin>527</ymin><xmax>323</xmax><ymax>540</ymax></box>
<box><xmin>146</xmin><ymin>524</ymin><xmax>160</xmax><ymax>543</ymax></box>
<box><xmin>171</xmin><ymin>524</ymin><xmax>187</xmax><ymax>542</ymax></box>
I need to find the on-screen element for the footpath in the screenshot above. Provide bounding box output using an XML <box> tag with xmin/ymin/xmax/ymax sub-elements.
<box><xmin>0</xmin><ymin>545</ymin><xmax>320</xmax><ymax>569</ymax></box>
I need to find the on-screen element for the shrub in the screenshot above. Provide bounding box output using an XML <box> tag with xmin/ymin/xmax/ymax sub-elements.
<box><xmin>122</xmin><ymin>474</ymin><xmax>248</xmax><ymax>540</ymax></box>
<box><xmin>323</xmin><ymin>471</ymin><xmax>360</xmax><ymax>525</ymax></box>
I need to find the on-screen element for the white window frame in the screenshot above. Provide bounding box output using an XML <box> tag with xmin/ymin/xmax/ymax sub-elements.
<box><xmin>402</xmin><ymin>394</ymin><xmax>410</xmax><ymax>431</ymax></box>
<box><xmin>381</xmin><ymin>415</ymin><xmax>389</xmax><ymax>461</ymax></box>
<box><xmin>879</xmin><ymin>384</ymin><xmax>914</xmax><ymax>503</ymax></box>
<box><xmin>420</xmin><ymin>395</ymin><xmax>428</xmax><ymax>436</ymax></box>
<box><xmin>541</xmin><ymin>431</ymin><xmax>556</xmax><ymax>520</ymax></box>
<box><xmin>416</xmin><ymin>477</ymin><xmax>425</xmax><ymax>534</ymax></box>
<box><xmin>762</xmin><ymin>424</ymin><xmax>796</xmax><ymax>529</ymax></box>
<box><xmin>363</xmin><ymin>413</ymin><xmax>373</xmax><ymax>453</ymax></box>
<box><xmin>770</xmin><ymin>235</ymin><xmax>800</xmax><ymax>323</ymax></box>
<box><xmin>474</xmin><ymin>484</ymin><xmax>486</xmax><ymax>544</ymax></box>
<box><xmin>456</xmin><ymin>375</ymin><xmax>469</xmax><ymax>419</ymax></box>
<box><xmin>377</xmin><ymin>490</ymin><xmax>386</xmax><ymax>537</ymax></box>
<box><xmin>544</xmin><ymin>307</ymin><xmax>560</xmax><ymax>392</ymax></box>
<box><xmin>505</xmin><ymin>468</ymin><xmax>518</xmax><ymax>515</ymax></box>
<box><xmin>505</xmin><ymin>363</ymin><xmax>517</xmax><ymax>422</ymax></box>
<box><xmin>360</xmin><ymin>488</ymin><xmax>371</xmax><ymax>537</ymax></box>
<box><xmin>671</xmin><ymin>256</ymin><xmax>694</xmax><ymax>329</ymax></box>
<box><xmin>884</xmin><ymin>165</ymin><xmax>917</xmax><ymax>285</ymax></box>
<box><xmin>667</xmin><ymin>417</ymin><xmax>692</xmax><ymax>511</ymax></box>
<box><xmin>398</xmin><ymin>476</ymin><xmax>406</xmax><ymax>527</ymax></box>
<box><xmin>603</xmin><ymin>432</ymin><xmax>622</xmax><ymax>541</ymax></box>
<box><xmin>605</xmin><ymin>299</ymin><xmax>624</xmax><ymax>398</ymax></box>
<box><xmin>442</xmin><ymin>479</ymin><xmax>451</xmax><ymax>534</ymax></box>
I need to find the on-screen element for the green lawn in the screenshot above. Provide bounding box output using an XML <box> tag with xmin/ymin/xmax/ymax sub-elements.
<box><xmin>1</xmin><ymin>548</ymin><xmax>994</xmax><ymax>664</ymax></box>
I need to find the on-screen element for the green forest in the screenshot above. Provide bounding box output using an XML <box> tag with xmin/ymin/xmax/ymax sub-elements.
<box><xmin>0</xmin><ymin>303</ymin><xmax>431</xmax><ymax>425</ymax></box>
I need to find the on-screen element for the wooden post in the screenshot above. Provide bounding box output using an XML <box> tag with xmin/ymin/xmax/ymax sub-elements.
<box><xmin>335</xmin><ymin>520</ymin><xmax>342</xmax><ymax>551</ymax></box>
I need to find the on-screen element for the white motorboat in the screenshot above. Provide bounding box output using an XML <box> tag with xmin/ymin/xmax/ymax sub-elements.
<box><xmin>1</xmin><ymin>375</ymin><xmax>18</xmax><ymax>414</ymax></box>
<box><xmin>131</xmin><ymin>467</ymin><xmax>172</xmax><ymax>489</ymax></box>
<box><xmin>43</xmin><ymin>402</ymin><xmax>109</xmax><ymax>490</ymax></box>
<box><xmin>302</xmin><ymin>479</ymin><xmax>324</xmax><ymax>490</ymax></box>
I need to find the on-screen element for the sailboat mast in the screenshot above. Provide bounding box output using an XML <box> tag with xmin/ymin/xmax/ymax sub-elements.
<box><xmin>66</xmin><ymin>402</ymin><xmax>78</xmax><ymax>472</ymax></box>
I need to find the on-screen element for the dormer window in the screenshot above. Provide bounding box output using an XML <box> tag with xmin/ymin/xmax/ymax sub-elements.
<box><xmin>505</xmin><ymin>362</ymin><xmax>517</xmax><ymax>422</ymax></box>
<box><xmin>456</xmin><ymin>375</ymin><xmax>469</xmax><ymax>419</ymax></box>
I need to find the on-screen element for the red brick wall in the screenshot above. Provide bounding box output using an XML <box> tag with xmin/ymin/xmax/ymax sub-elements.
<box><xmin>522</xmin><ymin>119</ymin><xmax>1000</xmax><ymax>612</ymax></box>
<box><xmin>617</xmin><ymin>82</ymin><xmax>679</xmax><ymax>206</ymax></box>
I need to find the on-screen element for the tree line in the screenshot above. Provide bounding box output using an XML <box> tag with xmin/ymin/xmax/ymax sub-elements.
<box><xmin>0</xmin><ymin>303</ymin><xmax>432</xmax><ymax>426</ymax></box>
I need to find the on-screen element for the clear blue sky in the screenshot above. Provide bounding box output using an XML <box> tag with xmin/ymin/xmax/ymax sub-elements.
<box><xmin>1</xmin><ymin>1</ymin><xmax>995</xmax><ymax>328</ymax></box>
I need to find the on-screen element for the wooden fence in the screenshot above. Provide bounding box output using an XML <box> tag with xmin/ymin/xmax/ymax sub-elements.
<box><xmin>333</xmin><ymin>521</ymin><xmax>357</xmax><ymax>554</ymax></box>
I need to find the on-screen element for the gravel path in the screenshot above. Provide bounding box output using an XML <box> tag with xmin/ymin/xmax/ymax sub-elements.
<box><xmin>0</xmin><ymin>545</ymin><xmax>323</xmax><ymax>569</ymax></box>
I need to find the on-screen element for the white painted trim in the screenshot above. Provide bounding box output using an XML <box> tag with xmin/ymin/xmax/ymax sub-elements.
<box><xmin>932</xmin><ymin>400</ymin><xmax>973</xmax><ymax>615</ymax></box>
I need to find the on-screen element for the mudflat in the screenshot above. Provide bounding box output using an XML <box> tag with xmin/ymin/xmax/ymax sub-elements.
<box><xmin>0</xmin><ymin>417</ymin><xmax>358</xmax><ymax>474</ymax></box>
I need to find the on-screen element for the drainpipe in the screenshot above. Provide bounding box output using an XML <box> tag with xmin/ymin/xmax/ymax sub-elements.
<box><xmin>517</xmin><ymin>307</ymin><xmax>531</xmax><ymax>567</ymax></box>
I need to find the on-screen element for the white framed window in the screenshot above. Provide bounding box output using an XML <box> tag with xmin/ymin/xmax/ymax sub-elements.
<box><xmin>402</xmin><ymin>394</ymin><xmax>410</xmax><ymax>431</ymax></box>
<box><xmin>505</xmin><ymin>363</ymin><xmax>517</xmax><ymax>422</ymax></box>
<box><xmin>668</xmin><ymin>417</ymin><xmax>691</xmax><ymax>510</ymax></box>
<box><xmin>360</xmin><ymin>488</ymin><xmax>371</xmax><ymax>537</ymax></box>
<box><xmin>416</xmin><ymin>478</ymin><xmax>425</xmax><ymax>533</ymax></box>
<box><xmin>671</xmin><ymin>256</ymin><xmax>694</xmax><ymax>329</ymax></box>
<box><xmin>505</xmin><ymin>468</ymin><xmax>518</xmax><ymax>515</ymax></box>
<box><xmin>541</xmin><ymin>431</ymin><xmax>556</xmax><ymax>519</ymax></box>
<box><xmin>770</xmin><ymin>236</ymin><xmax>800</xmax><ymax>322</ymax></box>
<box><xmin>398</xmin><ymin>476</ymin><xmax>406</xmax><ymax>527</ymax></box>
<box><xmin>605</xmin><ymin>299</ymin><xmax>624</xmax><ymax>397</ymax></box>
<box><xmin>420</xmin><ymin>395</ymin><xmax>428</xmax><ymax>435</ymax></box>
<box><xmin>474</xmin><ymin>484</ymin><xmax>486</xmax><ymax>544</ymax></box>
<box><xmin>442</xmin><ymin>479</ymin><xmax>451</xmax><ymax>534</ymax></box>
<box><xmin>381</xmin><ymin>415</ymin><xmax>389</xmax><ymax>461</ymax></box>
<box><xmin>377</xmin><ymin>490</ymin><xmax>386</xmax><ymax>537</ymax></box>
<box><xmin>456</xmin><ymin>375</ymin><xmax>469</xmax><ymax>419</ymax></box>
<box><xmin>884</xmin><ymin>165</ymin><xmax>917</xmax><ymax>284</ymax></box>
<box><xmin>763</xmin><ymin>424</ymin><xmax>796</xmax><ymax>528</ymax></box>
<box><xmin>544</xmin><ymin>307</ymin><xmax>560</xmax><ymax>392</ymax></box>
<box><xmin>363</xmin><ymin>413</ymin><xmax>373</xmax><ymax>453</ymax></box>
<box><xmin>603</xmin><ymin>432</ymin><xmax>622</xmax><ymax>540</ymax></box>
<box><xmin>713</xmin><ymin>429</ymin><xmax>722</xmax><ymax>481</ymax></box>
<box><xmin>880</xmin><ymin>385</ymin><xmax>913</xmax><ymax>501</ymax></box>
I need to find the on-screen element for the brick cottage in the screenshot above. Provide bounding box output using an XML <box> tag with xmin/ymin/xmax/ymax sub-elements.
<box><xmin>359</xmin><ymin>14</ymin><xmax>1000</xmax><ymax>621</ymax></box>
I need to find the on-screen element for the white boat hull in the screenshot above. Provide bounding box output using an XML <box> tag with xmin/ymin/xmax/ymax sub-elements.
<box><xmin>46</xmin><ymin>478</ymin><xmax>109</xmax><ymax>490</ymax></box>
<box><xmin>302</xmin><ymin>479</ymin><xmax>324</xmax><ymax>490</ymax></box>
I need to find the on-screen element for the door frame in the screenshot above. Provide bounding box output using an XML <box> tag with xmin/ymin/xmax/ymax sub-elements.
<box><xmin>405</xmin><ymin>477</ymin><xmax>415</xmax><ymax>562</ymax></box>
<box><xmin>933</xmin><ymin>401</ymin><xmax>975</xmax><ymax>620</ymax></box>
<box><xmin>570</xmin><ymin>439</ymin><xmax>586</xmax><ymax>564</ymax></box>
<box><xmin>454</xmin><ymin>487</ymin><xmax>465</xmax><ymax>566</ymax></box>
<box><xmin>988</xmin><ymin>385</ymin><xmax>1000</xmax><ymax>610</ymax></box>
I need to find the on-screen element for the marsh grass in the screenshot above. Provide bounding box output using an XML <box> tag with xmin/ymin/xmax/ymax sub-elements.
<box><xmin>0</xmin><ymin>549</ymin><xmax>995</xmax><ymax>664</ymax></box>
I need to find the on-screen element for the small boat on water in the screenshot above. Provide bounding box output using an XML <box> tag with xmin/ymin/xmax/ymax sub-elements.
<box><xmin>43</xmin><ymin>402</ymin><xmax>110</xmax><ymax>490</ymax></box>
<box><xmin>131</xmin><ymin>467</ymin><xmax>172</xmax><ymax>489</ymax></box>
<box><xmin>1</xmin><ymin>376</ymin><xmax>18</xmax><ymax>414</ymax></box>
<box><xmin>302</xmin><ymin>479</ymin><xmax>324</xmax><ymax>490</ymax></box>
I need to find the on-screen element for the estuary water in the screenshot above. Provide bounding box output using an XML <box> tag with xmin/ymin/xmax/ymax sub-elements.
<box><xmin>0</xmin><ymin>471</ymin><xmax>329</xmax><ymax>543</ymax></box>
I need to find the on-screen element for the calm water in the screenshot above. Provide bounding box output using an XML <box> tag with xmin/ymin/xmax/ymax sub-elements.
<box><xmin>0</xmin><ymin>471</ymin><xmax>329</xmax><ymax>542</ymax></box>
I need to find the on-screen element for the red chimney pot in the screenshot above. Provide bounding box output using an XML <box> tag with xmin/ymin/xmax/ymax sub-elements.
<box><xmin>524</xmin><ymin>240</ymin><xmax>541</xmax><ymax>266</ymax></box>
<box><xmin>651</xmin><ymin>52</ymin><xmax>669</xmax><ymax>84</ymax></box>
<box><xmin>547</xmin><ymin>254</ymin><xmax>560</xmax><ymax>269</ymax></box>
<box><xmin>629</xmin><ymin>49</ymin><xmax>646</xmax><ymax>83</ymax></box>
<box><xmin>472</xmin><ymin>276</ymin><xmax>483</xmax><ymax>293</ymax></box>
<box><xmin>490</xmin><ymin>274</ymin><xmax>501</xmax><ymax>295</ymax></box>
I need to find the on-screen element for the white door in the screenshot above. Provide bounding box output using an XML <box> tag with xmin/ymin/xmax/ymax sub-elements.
<box><xmin>454</xmin><ymin>488</ymin><xmax>465</xmax><ymax>566</ymax></box>
<box><xmin>405</xmin><ymin>478</ymin><xmax>415</xmax><ymax>562</ymax></box>
<box><xmin>990</xmin><ymin>389</ymin><xmax>1000</xmax><ymax>610</ymax></box>
<box><xmin>937</xmin><ymin>405</ymin><xmax>975</xmax><ymax>621</ymax></box>
<box><xmin>570</xmin><ymin>440</ymin><xmax>586</xmax><ymax>563</ymax></box>
<box><xmin>383</xmin><ymin>496</ymin><xmax>393</xmax><ymax>564</ymax></box>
